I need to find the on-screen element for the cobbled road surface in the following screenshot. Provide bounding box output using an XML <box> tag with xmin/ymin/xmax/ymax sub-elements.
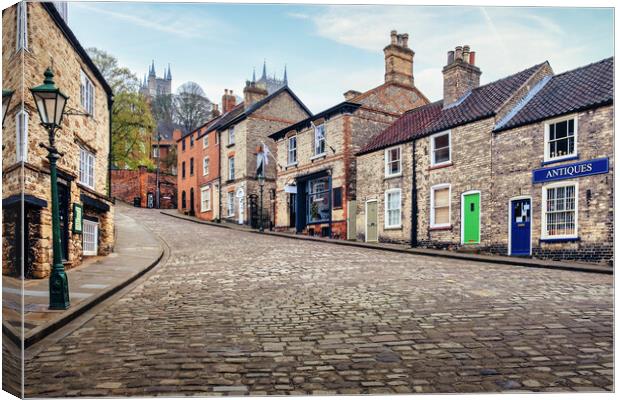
<box><xmin>22</xmin><ymin>207</ymin><xmax>613</xmax><ymax>396</ymax></box>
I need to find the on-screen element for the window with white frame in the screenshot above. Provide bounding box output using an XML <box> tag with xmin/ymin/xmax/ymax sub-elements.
<box><xmin>314</xmin><ymin>124</ymin><xmax>326</xmax><ymax>156</ymax></box>
<box><xmin>203</xmin><ymin>134</ymin><xmax>209</xmax><ymax>148</ymax></box>
<box><xmin>384</xmin><ymin>146</ymin><xmax>402</xmax><ymax>177</ymax></box>
<box><xmin>15</xmin><ymin>110</ymin><xmax>28</xmax><ymax>162</ymax></box>
<box><xmin>79</xmin><ymin>148</ymin><xmax>95</xmax><ymax>188</ymax></box>
<box><xmin>430</xmin><ymin>184</ymin><xmax>451</xmax><ymax>227</ymax></box>
<box><xmin>201</xmin><ymin>186</ymin><xmax>211</xmax><ymax>212</ymax></box>
<box><xmin>227</xmin><ymin>191</ymin><xmax>235</xmax><ymax>216</ymax></box>
<box><xmin>542</xmin><ymin>183</ymin><xmax>577</xmax><ymax>239</ymax></box>
<box><xmin>430</xmin><ymin>131</ymin><xmax>451</xmax><ymax>166</ymax></box>
<box><xmin>16</xmin><ymin>1</ymin><xmax>27</xmax><ymax>51</ymax></box>
<box><xmin>384</xmin><ymin>189</ymin><xmax>402</xmax><ymax>228</ymax></box>
<box><xmin>80</xmin><ymin>70</ymin><xmax>95</xmax><ymax>116</ymax></box>
<box><xmin>228</xmin><ymin>127</ymin><xmax>235</xmax><ymax>145</ymax></box>
<box><xmin>228</xmin><ymin>156</ymin><xmax>235</xmax><ymax>180</ymax></box>
<box><xmin>288</xmin><ymin>136</ymin><xmax>297</xmax><ymax>165</ymax></box>
<box><xmin>545</xmin><ymin>116</ymin><xmax>577</xmax><ymax>162</ymax></box>
<box><xmin>203</xmin><ymin>157</ymin><xmax>209</xmax><ymax>176</ymax></box>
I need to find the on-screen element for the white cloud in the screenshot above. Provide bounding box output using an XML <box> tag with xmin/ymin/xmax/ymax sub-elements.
<box><xmin>290</xmin><ymin>5</ymin><xmax>598</xmax><ymax>101</ymax></box>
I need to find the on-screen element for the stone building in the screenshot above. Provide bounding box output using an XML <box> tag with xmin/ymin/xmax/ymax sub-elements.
<box><xmin>139</xmin><ymin>60</ymin><xmax>172</xmax><ymax>98</ymax></box>
<box><xmin>2</xmin><ymin>2</ymin><xmax>114</xmax><ymax>278</ymax></box>
<box><xmin>356</xmin><ymin>45</ymin><xmax>613</xmax><ymax>264</ymax></box>
<box><xmin>269</xmin><ymin>30</ymin><xmax>428</xmax><ymax>239</ymax></box>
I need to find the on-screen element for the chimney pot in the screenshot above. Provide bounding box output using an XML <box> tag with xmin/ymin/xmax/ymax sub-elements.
<box><xmin>447</xmin><ymin>50</ymin><xmax>455</xmax><ymax>65</ymax></box>
<box><xmin>402</xmin><ymin>33</ymin><xmax>409</xmax><ymax>48</ymax></box>
<box><xmin>455</xmin><ymin>46</ymin><xmax>463</xmax><ymax>61</ymax></box>
<box><xmin>390</xmin><ymin>30</ymin><xmax>398</xmax><ymax>45</ymax></box>
<box><xmin>443</xmin><ymin>45</ymin><xmax>481</xmax><ymax>106</ymax></box>
<box><xmin>469</xmin><ymin>51</ymin><xmax>476</xmax><ymax>65</ymax></box>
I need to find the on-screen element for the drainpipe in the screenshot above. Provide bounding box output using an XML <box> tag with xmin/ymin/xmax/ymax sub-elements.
<box><xmin>410</xmin><ymin>140</ymin><xmax>418</xmax><ymax>247</ymax></box>
<box><xmin>217</xmin><ymin>130</ymin><xmax>222</xmax><ymax>223</ymax></box>
<box><xmin>107</xmin><ymin>94</ymin><xmax>114</xmax><ymax>198</ymax></box>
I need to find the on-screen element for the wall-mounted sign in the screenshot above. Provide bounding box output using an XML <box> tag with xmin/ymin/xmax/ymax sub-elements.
<box><xmin>284</xmin><ymin>184</ymin><xmax>297</xmax><ymax>194</ymax></box>
<box><xmin>532</xmin><ymin>158</ymin><xmax>609</xmax><ymax>184</ymax></box>
<box><xmin>72</xmin><ymin>203</ymin><xmax>83</xmax><ymax>233</ymax></box>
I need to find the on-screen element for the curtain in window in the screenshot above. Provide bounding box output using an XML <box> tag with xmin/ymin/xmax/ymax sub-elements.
<box><xmin>433</xmin><ymin>188</ymin><xmax>450</xmax><ymax>225</ymax></box>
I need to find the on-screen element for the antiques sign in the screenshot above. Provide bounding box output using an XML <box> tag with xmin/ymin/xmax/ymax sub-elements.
<box><xmin>532</xmin><ymin>158</ymin><xmax>609</xmax><ymax>183</ymax></box>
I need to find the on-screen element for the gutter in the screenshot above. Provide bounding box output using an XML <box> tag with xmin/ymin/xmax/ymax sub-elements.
<box><xmin>107</xmin><ymin>94</ymin><xmax>114</xmax><ymax>198</ymax></box>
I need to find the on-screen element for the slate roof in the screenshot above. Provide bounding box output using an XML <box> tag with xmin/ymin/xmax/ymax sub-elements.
<box><xmin>358</xmin><ymin>62</ymin><xmax>548</xmax><ymax>155</ymax></box>
<box><xmin>156</xmin><ymin>120</ymin><xmax>186</xmax><ymax>142</ymax></box>
<box><xmin>495</xmin><ymin>57</ymin><xmax>614</xmax><ymax>132</ymax></box>
<box><xmin>358</xmin><ymin>101</ymin><xmax>443</xmax><ymax>155</ymax></box>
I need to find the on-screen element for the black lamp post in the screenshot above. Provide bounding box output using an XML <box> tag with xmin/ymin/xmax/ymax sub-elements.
<box><xmin>30</xmin><ymin>68</ymin><xmax>70</xmax><ymax>310</ymax></box>
<box><xmin>156</xmin><ymin>134</ymin><xmax>161</xmax><ymax>209</ymax></box>
<box><xmin>3</xmin><ymin>89</ymin><xmax>14</xmax><ymax>127</ymax></box>
<box><xmin>258</xmin><ymin>172</ymin><xmax>265</xmax><ymax>233</ymax></box>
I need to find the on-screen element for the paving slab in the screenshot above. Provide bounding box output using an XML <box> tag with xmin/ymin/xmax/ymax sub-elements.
<box><xmin>2</xmin><ymin>202</ymin><xmax>164</xmax><ymax>347</ymax></box>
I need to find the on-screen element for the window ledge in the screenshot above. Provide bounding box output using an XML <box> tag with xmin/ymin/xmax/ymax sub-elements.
<box><xmin>541</xmin><ymin>154</ymin><xmax>579</xmax><ymax>166</ymax></box>
<box><xmin>540</xmin><ymin>236</ymin><xmax>580</xmax><ymax>243</ymax></box>
<box><xmin>384</xmin><ymin>225</ymin><xmax>402</xmax><ymax>230</ymax></box>
<box><xmin>429</xmin><ymin>225</ymin><xmax>452</xmax><ymax>231</ymax></box>
<box><xmin>429</xmin><ymin>162</ymin><xmax>453</xmax><ymax>171</ymax></box>
<box><xmin>286</xmin><ymin>162</ymin><xmax>298</xmax><ymax>168</ymax></box>
<box><xmin>226</xmin><ymin>143</ymin><xmax>235</xmax><ymax>148</ymax></box>
<box><xmin>310</xmin><ymin>153</ymin><xmax>327</xmax><ymax>161</ymax></box>
<box><xmin>226</xmin><ymin>179</ymin><xmax>235</xmax><ymax>184</ymax></box>
<box><xmin>384</xmin><ymin>173</ymin><xmax>402</xmax><ymax>179</ymax></box>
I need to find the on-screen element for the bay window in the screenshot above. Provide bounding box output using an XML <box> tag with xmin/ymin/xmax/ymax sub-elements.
<box><xmin>431</xmin><ymin>184</ymin><xmax>451</xmax><ymax>227</ymax></box>
<box><xmin>430</xmin><ymin>131</ymin><xmax>451</xmax><ymax>166</ymax></box>
<box><xmin>542</xmin><ymin>182</ymin><xmax>578</xmax><ymax>239</ymax></box>
<box><xmin>385</xmin><ymin>189</ymin><xmax>402</xmax><ymax>228</ymax></box>
<box><xmin>545</xmin><ymin>116</ymin><xmax>577</xmax><ymax>162</ymax></box>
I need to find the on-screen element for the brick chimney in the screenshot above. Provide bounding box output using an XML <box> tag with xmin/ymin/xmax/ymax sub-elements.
<box><xmin>222</xmin><ymin>89</ymin><xmax>237</xmax><ymax>113</ymax></box>
<box><xmin>442</xmin><ymin>45</ymin><xmax>482</xmax><ymax>106</ymax></box>
<box><xmin>383</xmin><ymin>30</ymin><xmax>415</xmax><ymax>87</ymax></box>
<box><xmin>243</xmin><ymin>80</ymin><xmax>268</xmax><ymax>107</ymax></box>
<box><xmin>211</xmin><ymin>103</ymin><xmax>220</xmax><ymax>118</ymax></box>
<box><xmin>343</xmin><ymin>90</ymin><xmax>362</xmax><ymax>101</ymax></box>
<box><xmin>172</xmin><ymin>128</ymin><xmax>182</xmax><ymax>142</ymax></box>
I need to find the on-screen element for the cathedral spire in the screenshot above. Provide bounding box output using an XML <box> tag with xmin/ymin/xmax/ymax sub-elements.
<box><xmin>283</xmin><ymin>64</ymin><xmax>288</xmax><ymax>85</ymax></box>
<box><xmin>261</xmin><ymin>60</ymin><xmax>267</xmax><ymax>80</ymax></box>
<box><xmin>149</xmin><ymin>60</ymin><xmax>156</xmax><ymax>77</ymax></box>
<box><xmin>252</xmin><ymin>67</ymin><xmax>256</xmax><ymax>83</ymax></box>
<box><xmin>167</xmin><ymin>63</ymin><xmax>172</xmax><ymax>80</ymax></box>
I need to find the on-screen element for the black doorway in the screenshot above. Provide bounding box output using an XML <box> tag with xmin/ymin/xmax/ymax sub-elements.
<box><xmin>57</xmin><ymin>182</ymin><xmax>70</xmax><ymax>261</ymax></box>
<box><xmin>189</xmin><ymin>188</ymin><xmax>195</xmax><ymax>216</ymax></box>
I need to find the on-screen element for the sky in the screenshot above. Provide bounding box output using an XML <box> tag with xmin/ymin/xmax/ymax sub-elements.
<box><xmin>67</xmin><ymin>1</ymin><xmax>614</xmax><ymax>113</ymax></box>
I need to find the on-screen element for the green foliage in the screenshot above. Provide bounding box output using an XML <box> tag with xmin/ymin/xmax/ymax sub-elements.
<box><xmin>87</xmin><ymin>47</ymin><xmax>139</xmax><ymax>94</ymax></box>
<box><xmin>111</xmin><ymin>92</ymin><xmax>155</xmax><ymax>170</ymax></box>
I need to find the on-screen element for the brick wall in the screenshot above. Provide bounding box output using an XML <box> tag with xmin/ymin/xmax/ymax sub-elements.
<box><xmin>112</xmin><ymin>168</ymin><xmax>177</xmax><ymax>209</ymax></box>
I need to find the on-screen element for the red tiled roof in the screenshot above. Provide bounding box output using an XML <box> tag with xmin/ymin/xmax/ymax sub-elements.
<box><xmin>359</xmin><ymin>101</ymin><xmax>443</xmax><ymax>155</ymax></box>
<box><xmin>495</xmin><ymin>57</ymin><xmax>613</xmax><ymax>131</ymax></box>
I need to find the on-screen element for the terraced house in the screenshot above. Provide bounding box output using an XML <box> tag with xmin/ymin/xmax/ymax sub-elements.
<box><xmin>356</xmin><ymin>45</ymin><xmax>613</xmax><ymax>264</ymax></box>
<box><xmin>2</xmin><ymin>2</ymin><xmax>114</xmax><ymax>278</ymax></box>
<box><xmin>269</xmin><ymin>31</ymin><xmax>429</xmax><ymax>239</ymax></box>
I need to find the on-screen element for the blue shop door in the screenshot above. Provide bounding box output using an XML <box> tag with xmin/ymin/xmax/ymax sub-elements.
<box><xmin>510</xmin><ymin>198</ymin><xmax>531</xmax><ymax>256</ymax></box>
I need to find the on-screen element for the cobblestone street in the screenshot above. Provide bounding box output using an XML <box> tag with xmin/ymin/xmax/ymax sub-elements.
<box><xmin>22</xmin><ymin>207</ymin><xmax>613</xmax><ymax>396</ymax></box>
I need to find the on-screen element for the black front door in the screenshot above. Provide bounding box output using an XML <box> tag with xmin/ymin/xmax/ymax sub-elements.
<box><xmin>57</xmin><ymin>182</ymin><xmax>70</xmax><ymax>261</ymax></box>
<box><xmin>189</xmin><ymin>188</ymin><xmax>195</xmax><ymax>216</ymax></box>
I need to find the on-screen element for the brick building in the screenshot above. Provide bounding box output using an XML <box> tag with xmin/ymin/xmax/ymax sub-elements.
<box><xmin>356</xmin><ymin>46</ymin><xmax>613</xmax><ymax>264</ymax></box>
<box><xmin>269</xmin><ymin>30</ymin><xmax>428</xmax><ymax>239</ymax></box>
<box><xmin>2</xmin><ymin>2</ymin><xmax>114</xmax><ymax>278</ymax></box>
<box><xmin>150</xmin><ymin>120</ymin><xmax>184</xmax><ymax>175</ymax></box>
<box><xmin>111</xmin><ymin>167</ymin><xmax>177</xmax><ymax>209</ymax></box>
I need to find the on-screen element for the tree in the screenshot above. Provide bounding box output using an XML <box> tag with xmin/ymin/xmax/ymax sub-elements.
<box><xmin>174</xmin><ymin>81</ymin><xmax>212</xmax><ymax>133</ymax></box>
<box><xmin>111</xmin><ymin>92</ymin><xmax>155</xmax><ymax>169</ymax></box>
<box><xmin>86</xmin><ymin>47</ymin><xmax>139</xmax><ymax>93</ymax></box>
<box><xmin>151</xmin><ymin>93</ymin><xmax>175</xmax><ymax>123</ymax></box>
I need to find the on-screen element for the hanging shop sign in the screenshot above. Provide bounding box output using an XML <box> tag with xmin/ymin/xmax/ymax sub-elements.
<box><xmin>72</xmin><ymin>203</ymin><xmax>83</xmax><ymax>233</ymax></box>
<box><xmin>532</xmin><ymin>157</ymin><xmax>609</xmax><ymax>184</ymax></box>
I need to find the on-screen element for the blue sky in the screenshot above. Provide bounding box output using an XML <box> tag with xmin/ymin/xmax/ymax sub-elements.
<box><xmin>68</xmin><ymin>2</ymin><xmax>613</xmax><ymax>113</ymax></box>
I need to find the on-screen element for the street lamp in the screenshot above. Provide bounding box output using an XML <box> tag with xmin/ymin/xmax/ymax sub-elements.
<box><xmin>30</xmin><ymin>68</ymin><xmax>70</xmax><ymax>310</ymax></box>
<box><xmin>156</xmin><ymin>134</ymin><xmax>161</xmax><ymax>209</ymax></box>
<box><xmin>258</xmin><ymin>172</ymin><xmax>265</xmax><ymax>233</ymax></box>
<box><xmin>3</xmin><ymin>89</ymin><xmax>14</xmax><ymax>127</ymax></box>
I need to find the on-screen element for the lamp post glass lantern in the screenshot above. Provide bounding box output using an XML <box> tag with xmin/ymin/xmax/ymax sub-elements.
<box><xmin>2</xmin><ymin>89</ymin><xmax>14</xmax><ymax>127</ymax></box>
<box><xmin>30</xmin><ymin>67</ymin><xmax>70</xmax><ymax>310</ymax></box>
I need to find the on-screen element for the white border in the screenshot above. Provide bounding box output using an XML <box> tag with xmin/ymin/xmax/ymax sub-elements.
<box><xmin>541</xmin><ymin>180</ymin><xmax>579</xmax><ymax>240</ymax></box>
<box><xmin>430</xmin><ymin>130</ymin><xmax>451</xmax><ymax>167</ymax></box>
<box><xmin>384</xmin><ymin>188</ymin><xmax>402</xmax><ymax>228</ymax></box>
<box><xmin>430</xmin><ymin>183</ymin><xmax>451</xmax><ymax>228</ymax></box>
<box><xmin>543</xmin><ymin>114</ymin><xmax>578</xmax><ymax>163</ymax></box>
<box><xmin>384</xmin><ymin>145</ymin><xmax>403</xmax><ymax>178</ymax></box>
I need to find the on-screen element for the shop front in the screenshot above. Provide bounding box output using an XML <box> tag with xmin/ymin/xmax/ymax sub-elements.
<box><xmin>293</xmin><ymin>170</ymin><xmax>332</xmax><ymax>237</ymax></box>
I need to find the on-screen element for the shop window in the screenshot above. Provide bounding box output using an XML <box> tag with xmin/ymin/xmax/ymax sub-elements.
<box><xmin>332</xmin><ymin>187</ymin><xmax>343</xmax><ymax>209</ymax></box>
<box><xmin>201</xmin><ymin>186</ymin><xmax>211</xmax><ymax>212</ymax></box>
<box><xmin>203</xmin><ymin>157</ymin><xmax>209</xmax><ymax>176</ymax></box>
<box><xmin>431</xmin><ymin>184</ymin><xmax>450</xmax><ymax>227</ymax></box>
<box><xmin>82</xmin><ymin>219</ymin><xmax>99</xmax><ymax>256</ymax></box>
<box><xmin>545</xmin><ymin>116</ymin><xmax>577</xmax><ymax>162</ymax></box>
<box><xmin>384</xmin><ymin>146</ymin><xmax>402</xmax><ymax>177</ymax></box>
<box><xmin>227</xmin><ymin>191</ymin><xmax>235</xmax><ymax>216</ymax></box>
<box><xmin>307</xmin><ymin>177</ymin><xmax>330</xmax><ymax>223</ymax></box>
<box><xmin>79</xmin><ymin>148</ymin><xmax>95</xmax><ymax>189</ymax></box>
<box><xmin>542</xmin><ymin>182</ymin><xmax>578</xmax><ymax>239</ymax></box>
<box><xmin>288</xmin><ymin>136</ymin><xmax>297</xmax><ymax>165</ymax></box>
<box><xmin>430</xmin><ymin>131</ymin><xmax>451</xmax><ymax>166</ymax></box>
<box><xmin>314</xmin><ymin>124</ymin><xmax>326</xmax><ymax>156</ymax></box>
<box><xmin>385</xmin><ymin>189</ymin><xmax>402</xmax><ymax>228</ymax></box>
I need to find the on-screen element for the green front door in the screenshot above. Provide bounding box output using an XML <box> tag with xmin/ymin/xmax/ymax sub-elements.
<box><xmin>463</xmin><ymin>192</ymin><xmax>480</xmax><ymax>244</ymax></box>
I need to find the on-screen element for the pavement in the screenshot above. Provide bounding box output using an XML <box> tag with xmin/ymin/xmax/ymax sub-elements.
<box><xmin>2</xmin><ymin>202</ymin><xmax>164</xmax><ymax>348</ymax></box>
<box><xmin>160</xmin><ymin>210</ymin><xmax>613</xmax><ymax>275</ymax></box>
<box><xmin>17</xmin><ymin>206</ymin><xmax>613</xmax><ymax>396</ymax></box>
